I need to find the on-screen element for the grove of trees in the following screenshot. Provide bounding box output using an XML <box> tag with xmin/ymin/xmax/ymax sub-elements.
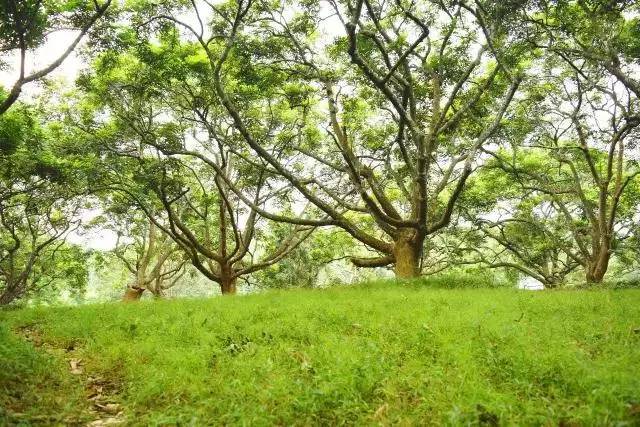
<box><xmin>0</xmin><ymin>0</ymin><xmax>638</xmax><ymax>304</ymax></box>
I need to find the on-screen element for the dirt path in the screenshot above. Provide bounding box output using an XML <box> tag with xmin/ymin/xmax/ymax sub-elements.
<box><xmin>16</xmin><ymin>326</ymin><xmax>126</xmax><ymax>426</ymax></box>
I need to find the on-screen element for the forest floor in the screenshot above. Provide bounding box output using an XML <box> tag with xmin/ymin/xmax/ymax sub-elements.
<box><xmin>1</xmin><ymin>282</ymin><xmax>640</xmax><ymax>425</ymax></box>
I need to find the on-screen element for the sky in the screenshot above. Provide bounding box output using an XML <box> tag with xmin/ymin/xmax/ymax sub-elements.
<box><xmin>0</xmin><ymin>31</ymin><xmax>83</xmax><ymax>99</ymax></box>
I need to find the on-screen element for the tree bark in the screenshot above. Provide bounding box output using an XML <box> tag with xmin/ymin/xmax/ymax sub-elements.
<box><xmin>0</xmin><ymin>278</ymin><xmax>27</xmax><ymax>305</ymax></box>
<box><xmin>393</xmin><ymin>234</ymin><xmax>421</xmax><ymax>278</ymax></box>
<box><xmin>149</xmin><ymin>288</ymin><xmax>165</xmax><ymax>299</ymax></box>
<box><xmin>585</xmin><ymin>249</ymin><xmax>611</xmax><ymax>284</ymax></box>
<box><xmin>122</xmin><ymin>285</ymin><xmax>145</xmax><ymax>301</ymax></box>
<box><xmin>0</xmin><ymin>287</ymin><xmax>20</xmax><ymax>305</ymax></box>
<box><xmin>541</xmin><ymin>279</ymin><xmax>561</xmax><ymax>289</ymax></box>
<box><xmin>220</xmin><ymin>277</ymin><xmax>237</xmax><ymax>294</ymax></box>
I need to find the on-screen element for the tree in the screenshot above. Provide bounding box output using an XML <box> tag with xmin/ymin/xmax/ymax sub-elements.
<box><xmin>0</xmin><ymin>106</ymin><xmax>84</xmax><ymax>303</ymax></box>
<box><xmin>97</xmin><ymin>206</ymin><xmax>188</xmax><ymax>300</ymax></box>
<box><xmin>71</xmin><ymin>34</ymin><xmax>316</xmax><ymax>294</ymax></box>
<box><xmin>523</xmin><ymin>0</ymin><xmax>640</xmax><ymax>98</ymax></box>
<box><xmin>252</xmin><ymin>226</ymin><xmax>352</xmax><ymax>289</ymax></box>
<box><xmin>616</xmin><ymin>206</ymin><xmax>640</xmax><ymax>279</ymax></box>
<box><xmin>137</xmin><ymin>0</ymin><xmax>526</xmax><ymax>277</ymax></box>
<box><xmin>0</xmin><ymin>189</ymin><xmax>83</xmax><ymax>304</ymax></box>
<box><xmin>116</xmin><ymin>156</ymin><xmax>315</xmax><ymax>295</ymax></box>
<box><xmin>444</xmin><ymin>1</ymin><xmax>640</xmax><ymax>286</ymax></box>
<box><xmin>0</xmin><ymin>0</ymin><xmax>113</xmax><ymax>115</ymax></box>
<box><xmin>0</xmin><ymin>88</ymin><xmax>99</xmax><ymax>304</ymax></box>
<box><xmin>484</xmin><ymin>64</ymin><xmax>639</xmax><ymax>283</ymax></box>
<box><xmin>460</xmin><ymin>171</ymin><xmax>580</xmax><ymax>288</ymax></box>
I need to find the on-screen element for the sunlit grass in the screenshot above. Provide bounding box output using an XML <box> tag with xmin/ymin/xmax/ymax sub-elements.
<box><xmin>2</xmin><ymin>281</ymin><xmax>640</xmax><ymax>425</ymax></box>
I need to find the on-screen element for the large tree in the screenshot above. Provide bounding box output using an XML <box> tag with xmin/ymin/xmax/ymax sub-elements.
<box><xmin>71</xmin><ymin>35</ymin><xmax>316</xmax><ymax>294</ymax></box>
<box><xmin>134</xmin><ymin>0</ymin><xmax>526</xmax><ymax>277</ymax></box>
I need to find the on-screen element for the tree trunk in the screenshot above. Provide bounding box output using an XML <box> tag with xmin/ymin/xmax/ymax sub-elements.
<box><xmin>585</xmin><ymin>250</ymin><xmax>611</xmax><ymax>284</ymax></box>
<box><xmin>0</xmin><ymin>287</ymin><xmax>20</xmax><ymax>305</ymax></box>
<box><xmin>541</xmin><ymin>279</ymin><xmax>560</xmax><ymax>289</ymax></box>
<box><xmin>0</xmin><ymin>279</ymin><xmax>26</xmax><ymax>305</ymax></box>
<box><xmin>122</xmin><ymin>286</ymin><xmax>145</xmax><ymax>301</ymax></box>
<box><xmin>151</xmin><ymin>288</ymin><xmax>165</xmax><ymax>299</ymax></box>
<box><xmin>393</xmin><ymin>236</ymin><xmax>421</xmax><ymax>278</ymax></box>
<box><xmin>220</xmin><ymin>277</ymin><xmax>237</xmax><ymax>295</ymax></box>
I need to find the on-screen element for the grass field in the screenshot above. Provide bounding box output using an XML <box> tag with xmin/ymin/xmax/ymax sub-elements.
<box><xmin>1</xmin><ymin>282</ymin><xmax>640</xmax><ymax>425</ymax></box>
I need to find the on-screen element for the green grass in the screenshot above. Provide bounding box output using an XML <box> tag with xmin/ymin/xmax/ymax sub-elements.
<box><xmin>2</xmin><ymin>282</ymin><xmax>640</xmax><ymax>425</ymax></box>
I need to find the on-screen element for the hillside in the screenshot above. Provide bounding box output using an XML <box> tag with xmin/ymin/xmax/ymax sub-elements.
<box><xmin>2</xmin><ymin>283</ymin><xmax>640</xmax><ymax>425</ymax></box>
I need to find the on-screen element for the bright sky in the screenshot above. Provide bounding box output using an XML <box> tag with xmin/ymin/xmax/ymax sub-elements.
<box><xmin>0</xmin><ymin>31</ymin><xmax>84</xmax><ymax>99</ymax></box>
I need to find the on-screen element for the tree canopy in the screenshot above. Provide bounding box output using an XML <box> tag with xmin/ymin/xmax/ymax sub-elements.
<box><xmin>0</xmin><ymin>0</ymin><xmax>639</xmax><ymax>304</ymax></box>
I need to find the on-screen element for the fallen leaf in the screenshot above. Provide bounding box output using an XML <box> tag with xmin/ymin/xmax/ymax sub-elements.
<box><xmin>87</xmin><ymin>415</ymin><xmax>124</xmax><ymax>426</ymax></box>
<box><xmin>628</xmin><ymin>403</ymin><xmax>640</xmax><ymax>416</ymax></box>
<box><xmin>94</xmin><ymin>403</ymin><xmax>121</xmax><ymax>415</ymax></box>
<box><xmin>69</xmin><ymin>358</ymin><xmax>83</xmax><ymax>375</ymax></box>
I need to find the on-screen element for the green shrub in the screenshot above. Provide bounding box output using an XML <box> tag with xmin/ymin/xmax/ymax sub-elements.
<box><xmin>417</xmin><ymin>267</ymin><xmax>517</xmax><ymax>288</ymax></box>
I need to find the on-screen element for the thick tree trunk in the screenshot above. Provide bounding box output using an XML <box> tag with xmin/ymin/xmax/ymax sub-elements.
<box><xmin>122</xmin><ymin>286</ymin><xmax>145</xmax><ymax>301</ymax></box>
<box><xmin>220</xmin><ymin>277</ymin><xmax>237</xmax><ymax>295</ymax></box>
<box><xmin>0</xmin><ymin>287</ymin><xmax>20</xmax><ymax>305</ymax></box>
<box><xmin>0</xmin><ymin>279</ymin><xmax>26</xmax><ymax>305</ymax></box>
<box><xmin>585</xmin><ymin>250</ymin><xmax>611</xmax><ymax>284</ymax></box>
<box><xmin>393</xmin><ymin>236</ymin><xmax>421</xmax><ymax>278</ymax></box>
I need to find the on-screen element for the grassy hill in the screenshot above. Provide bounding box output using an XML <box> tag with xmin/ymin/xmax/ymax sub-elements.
<box><xmin>2</xmin><ymin>282</ymin><xmax>640</xmax><ymax>425</ymax></box>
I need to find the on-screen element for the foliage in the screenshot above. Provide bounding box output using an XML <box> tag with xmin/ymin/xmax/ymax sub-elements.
<box><xmin>0</xmin><ymin>0</ymin><xmax>113</xmax><ymax>114</ymax></box>
<box><xmin>252</xmin><ymin>228</ymin><xmax>351</xmax><ymax>289</ymax></box>
<box><xmin>0</xmin><ymin>102</ymin><xmax>90</xmax><ymax>305</ymax></box>
<box><xmin>23</xmin><ymin>243</ymin><xmax>89</xmax><ymax>305</ymax></box>
<box><xmin>417</xmin><ymin>268</ymin><xmax>517</xmax><ymax>289</ymax></box>
<box><xmin>0</xmin><ymin>0</ymin><xmax>639</xmax><ymax>306</ymax></box>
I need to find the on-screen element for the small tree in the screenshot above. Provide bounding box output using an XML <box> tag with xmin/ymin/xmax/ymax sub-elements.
<box><xmin>100</xmin><ymin>208</ymin><xmax>188</xmax><ymax>300</ymax></box>
<box><xmin>0</xmin><ymin>102</ymin><xmax>85</xmax><ymax>304</ymax></box>
<box><xmin>72</xmin><ymin>42</ymin><xmax>316</xmax><ymax>294</ymax></box>
<box><xmin>485</xmin><ymin>68</ymin><xmax>639</xmax><ymax>283</ymax></box>
<box><xmin>0</xmin><ymin>180</ymin><xmax>82</xmax><ymax>304</ymax></box>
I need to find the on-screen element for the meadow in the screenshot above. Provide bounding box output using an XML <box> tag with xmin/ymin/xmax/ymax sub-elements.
<box><xmin>2</xmin><ymin>281</ymin><xmax>640</xmax><ymax>426</ymax></box>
